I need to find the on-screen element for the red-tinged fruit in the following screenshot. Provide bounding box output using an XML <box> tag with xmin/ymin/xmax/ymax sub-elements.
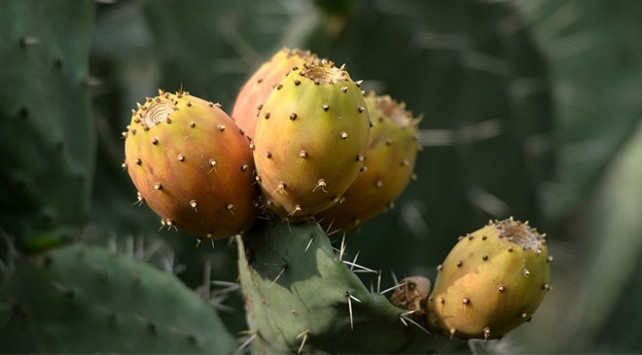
<box><xmin>123</xmin><ymin>90</ymin><xmax>260</xmax><ymax>239</ymax></box>
<box><xmin>318</xmin><ymin>93</ymin><xmax>419</xmax><ymax>231</ymax></box>
<box><xmin>253</xmin><ymin>60</ymin><xmax>370</xmax><ymax>221</ymax></box>
<box><xmin>427</xmin><ymin>218</ymin><xmax>551</xmax><ymax>340</ymax></box>
<box><xmin>232</xmin><ymin>48</ymin><xmax>319</xmax><ymax>140</ymax></box>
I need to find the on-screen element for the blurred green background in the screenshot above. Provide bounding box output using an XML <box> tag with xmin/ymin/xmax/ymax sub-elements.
<box><xmin>2</xmin><ymin>0</ymin><xmax>642</xmax><ymax>353</ymax></box>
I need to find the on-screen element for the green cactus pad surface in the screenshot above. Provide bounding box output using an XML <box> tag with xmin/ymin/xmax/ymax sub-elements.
<box><xmin>0</xmin><ymin>0</ymin><xmax>96</xmax><ymax>251</ymax></box>
<box><xmin>0</xmin><ymin>243</ymin><xmax>237</xmax><ymax>353</ymax></box>
<box><xmin>237</xmin><ymin>220</ymin><xmax>470</xmax><ymax>353</ymax></box>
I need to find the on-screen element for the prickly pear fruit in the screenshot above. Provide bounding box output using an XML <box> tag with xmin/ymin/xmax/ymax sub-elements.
<box><xmin>124</xmin><ymin>90</ymin><xmax>260</xmax><ymax>239</ymax></box>
<box><xmin>318</xmin><ymin>93</ymin><xmax>419</xmax><ymax>230</ymax></box>
<box><xmin>427</xmin><ymin>218</ymin><xmax>551</xmax><ymax>340</ymax></box>
<box><xmin>390</xmin><ymin>276</ymin><xmax>431</xmax><ymax>323</ymax></box>
<box><xmin>253</xmin><ymin>60</ymin><xmax>370</xmax><ymax>221</ymax></box>
<box><xmin>232</xmin><ymin>48</ymin><xmax>319</xmax><ymax>139</ymax></box>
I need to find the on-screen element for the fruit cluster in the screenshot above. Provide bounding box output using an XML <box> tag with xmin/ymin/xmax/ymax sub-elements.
<box><xmin>122</xmin><ymin>48</ymin><xmax>551</xmax><ymax>343</ymax></box>
<box><xmin>123</xmin><ymin>48</ymin><xmax>420</xmax><ymax>239</ymax></box>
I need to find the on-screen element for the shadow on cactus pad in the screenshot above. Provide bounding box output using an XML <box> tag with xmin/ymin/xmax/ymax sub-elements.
<box><xmin>238</xmin><ymin>220</ymin><xmax>473</xmax><ymax>354</ymax></box>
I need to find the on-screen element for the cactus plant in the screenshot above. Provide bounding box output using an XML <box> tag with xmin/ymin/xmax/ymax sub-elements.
<box><xmin>115</xmin><ymin>39</ymin><xmax>551</xmax><ymax>351</ymax></box>
<box><xmin>18</xmin><ymin>0</ymin><xmax>642</xmax><ymax>352</ymax></box>
<box><xmin>0</xmin><ymin>0</ymin><xmax>96</xmax><ymax>251</ymax></box>
<box><xmin>237</xmin><ymin>220</ymin><xmax>471</xmax><ymax>354</ymax></box>
<box><xmin>0</xmin><ymin>243</ymin><xmax>236</xmax><ymax>353</ymax></box>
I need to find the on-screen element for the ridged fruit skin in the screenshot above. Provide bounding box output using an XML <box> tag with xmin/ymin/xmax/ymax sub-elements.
<box><xmin>232</xmin><ymin>48</ymin><xmax>318</xmax><ymax>140</ymax></box>
<box><xmin>318</xmin><ymin>93</ymin><xmax>419</xmax><ymax>230</ymax></box>
<box><xmin>253</xmin><ymin>61</ymin><xmax>370</xmax><ymax>221</ymax></box>
<box><xmin>124</xmin><ymin>90</ymin><xmax>260</xmax><ymax>239</ymax></box>
<box><xmin>237</xmin><ymin>220</ymin><xmax>470</xmax><ymax>354</ymax></box>
<box><xmin>427</xmin><ymin>218</ymin><xmax>551</xmax><ymax>340</ymax></box>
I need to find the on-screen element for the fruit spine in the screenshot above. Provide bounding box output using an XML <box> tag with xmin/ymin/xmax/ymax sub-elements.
<box><xmin>232</xmin><ymin>48</ymin><xmax>319</xmax><ymax>140</ymax></box>
<box><xmin>426</xmin><ymin>218</ymin><xmax>551</xmax><ymax>340</ymax></box>
<box><xmin>318</xmin><ymin>93</ymin><xmax>420</xmax><ymax>231</ymax></box>
<box><xmin>124</xmin><ymin>90</ymin><xmax>260</xmax><ymax>239</ymax></box>
<box><xmin>253</xmin><ymin>60</ymin><xmax>371</xmax><ymax>221</ymax></box>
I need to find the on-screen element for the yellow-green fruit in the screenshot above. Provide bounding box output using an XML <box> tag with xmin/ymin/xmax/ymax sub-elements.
<box><xmin>124</xmin><ymin>90</ymin><xmax>260</xmax><ymax>239</ymax></box>
<box><xmin>231</xmin><ymin>48</ymin><xmax>318</xmax><ymax>140</ymax></box>
<box><xmin>318</xmin><ymin>93</ymin><xmax>419</xmax><ymax>231</ymax></box>
<box><xmin>253</xmin><ymin>60</ymin><xmax>370</xmax><ymax>221</ymax></box>
<box><xmin>427</xmin><ymin>218</ymin><xmax>551</xmax><ymax>340</ymax></box>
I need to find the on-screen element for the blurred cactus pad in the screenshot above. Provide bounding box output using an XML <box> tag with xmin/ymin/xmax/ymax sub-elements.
<box><xmin>0</xmin><ymin>0</ymin><xmax>95</xmax><ymax>251</ymax></box>
<box><xmin>0</xmin><ymin>243</ymin><xmax>236</xmax><ymax>353</ymax></box>
<box><xmin>2</xmin><ymin>0</ymin><xmax>642</xmax><ymax>354</ymax></box>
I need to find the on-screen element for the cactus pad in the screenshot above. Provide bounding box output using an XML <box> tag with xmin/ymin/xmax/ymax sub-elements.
<box><xmin>0</xmin><ymin>243</ymin><xmax>237</xmax><ymax>353</ymax></box>
<box><xmin>0</xmin><ymin>0</ymin><xmax>96</xmax><ymax>251</ymax></box>
<box><xmin>237</xmin><ymin>220</ymin><xmax>470</xmax><ymax>353</ymax></box>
